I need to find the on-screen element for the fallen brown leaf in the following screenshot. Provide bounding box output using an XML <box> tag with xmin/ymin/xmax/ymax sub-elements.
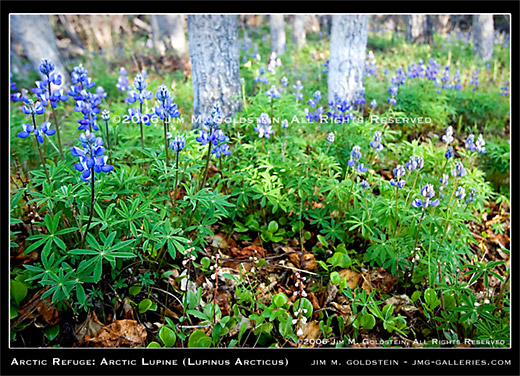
<box><xmin>338</xmin><ymin>269</ymin><xmax>361</xmax><ymax>290</ymax></box>
<box><xmin>86</xmin><ymin>320</ymin><xmax>147</xmax><ymax>347</ymax></box>
<box><xmin>231</xmin><ymin>245</ymin><xmax>265</xmax><ymax>259</ymax></box>
<box><xmin>75</xmin><ymin>311</ymin><xmax>104</xmax><ymax>344</ymax></box>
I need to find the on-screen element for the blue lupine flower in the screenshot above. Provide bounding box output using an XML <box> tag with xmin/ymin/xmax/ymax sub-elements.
<box><xmin>327</xmin><ymin>132</ymin><xmax>335</xmax><ymax>143</ymax></box>
<box><xmin>39</xmin><ymin>58</ymin><xmax>55</xmax><ymax>75</ymax></box>
<box><xmin>360</xmin><ymin>180</ymin><xmax>370</xmax><ymax>190</ymax></box>
<box><xmin>390</xmin><ymin>165</ymin><xmax>406</xmax><ymax>188</ymax></box>
<box><xmin>170</xmin><ymin>135</ymin><xmax>185</xmax><ymax>152</ymax></box>
<box><xmin>21</xmin><ymin>97</ymin><xmax>45</xmax><ymax>116</ymax></box>
<box><xmin>455</xmin><ymin>186</ymin><xmax>466</xmax><ymax>200</ymax></box>
<box><xmin>313</xmin><ymin>90</ymin><xmax>321</xmax><ymax>102</ymax></box>
<box><xmin>350</xmin><ymin>145</ymin><xmax>362</xmax><ymax>160</ymax></box>
<box><xmin>370</xmin><ymin>99</ymin><xmax>377</xmax><ymax>108</ymax></box>
<box><xmin>254</xmin><ymin>113</ymin><xmax>274</xmax><ymax>138</ymax></box>
<box><xmin>32</xmin><ymin>58</ymin><xmax>68</xmax><ymax>108</ymax></box>
<box><xmin>17</xmin><ymin>123</ymin><xmax>34</xmax><ymax>139</ymax></box>
<box><xmin>452</xmin><ymin>161</ymin><xmax>467</xmax><ymax>177</ymax></box>
<box><xmin>212</xmin><ymin>143</ymin><xmax>231</xmax><ymax>158</ymax></box>
<box><xmin>454</xmin><ymin>70</ymin><xmax>463</xmax><ymax>90</ymax></box>
<box><xmin>126</xmin><ymin>74</ymin><xmax>153</xmax><ymax>104</ymax></box>
<box><xmin>155</xmin><ymin>85</ymin><xmax>171</xmax><ymax>102</ymax></box>
<box><xmin>365</xmin><ymin>51</ymin><xmax>377</xmax><ymax>77</ymax></box>
<box><xmin>96</xmin><ymin>86</ymin><xmax>107</xmax><ymax>100</ymax></box>
<box><xmin>370</xmin><ymin>131</ymin><xmax>383</xmax><ymax>151</ymax></box>
<box><xmin>101</xmin><ymin>109</ymin><xmax>110</xmax><ymax>121</ymax></box>
<box><xmin>153</xmin><ymin>97</ymin><xmax>180</xmax><ymax>121</ymax></box>
<box><xmin>465</xmin><ymin>189</ymin><xmax>476</xmax><ymax>204</ymax></box>
<box><xmin>445</xmin><ymin>146</ymin><xmax>454</xmax><ymax>160</ymax></box>
<box><xmin>412</xmin><ymin>183</ymin><xmax>440</xmax><ymax>208</ymax></box>
<box><xmin>439</xmin><ymin>173</ymin><xmax>449</xmax><ymax>193</ymax></box>
<box><xmin>10</xmin><ymin>73</ymin><xmax>22</xmax><ymax>102</ymax></box>
<box><xmin>195</xmin><ymin>130</ymin><xmax>210</xmax><ymax>145</ymax></box>
<box><xmin>475</xmin><ymin>134</ymin><xmax>486</xmax><ymax>153</ymax></box>
<box><xmin>281</xmin><ymin>119</ymin><xmax>289</xmax><ymax>129</ymax></box>
<box><xmin>499</xmin><ymin>81</ymin><xmax>510</xmax><ymax>97</ymax></box>
<box><xmin>470</xmin><ymin>69</ymin><xmax>479</xmax><ymax>91</ymax></box>
<box><xmin>465</xmin><ymin>134</ymin><xmax>476</xmax><ymax>150</ymax></box>
<box><xmin>280</xmin><ymin>76</ymin><xmax>288</xmax><ymax>87</ymax></box>
<box><xmin>357</xmin><ymin>163</ymin><xmax>368</xmax><ymax>173</ymax></box>
<box><xmin>117</xmin><ymin>67</ymin><xmax>129</xmax><ymax>92</ymax></box>
<box><xmin>71</xmin><ymin>131</ymin><xmax>113</xmax><ymax>181</ymax></box>
<box><xmin>292</xmin><ymin>80</ymin><xmax>303</xmax><ymax>101</ymax></box>
<box><xmin>266</xmin><ymin>85</ymin><xmax>281</xmax><ymax>99</ymax></box>
<box><xmin>442</xmin><ymin>126</ymin><xmax>454</xmax><ymax>144</ymax></box>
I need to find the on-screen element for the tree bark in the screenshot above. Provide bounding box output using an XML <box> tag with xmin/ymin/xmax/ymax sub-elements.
<box><xmin>436</xmin><ymin>15</ymin><xmax>452</xmax><ymax>34</ymax></box>
<box><xmin>10</xmin><ymin>15</ymin><xmax>69</xmax><ymax>79</ymax></box>
<box><xmin>150</xmin><ymin>15</ymin><xmax>188</xmax><ymax>59</ymax></box>
<box><xmin>328</xmin><ymin>15</ymin><xmax>368</xmax><ymax>105</ymax></box>
<box><xmin>270</xmin><ymin>15</ymin><xmax>286</xmax><ymax>55</ymax></box>
<box><xmin>319</xmin><ymin>15</ymin><xmax>332</xmax><ymax>36</ymax></box>
<box><xmin>187</xmin><ymin>15</ymin><xmax>241</xmax><ymax>129</ymax></box>
<box><xmin>405</xmin><ymin>15</ymin><xmax>432</xmax><ymax>44</ymax></box>
<box><xmin>473</xmin><ymin>15</ymin><xmax>494</xmax><ymax>62</ymax></box>
<box><xmin>292</xmin><ymin>15</ymin><xmax>306</xmax><ymax>50</ymax></box>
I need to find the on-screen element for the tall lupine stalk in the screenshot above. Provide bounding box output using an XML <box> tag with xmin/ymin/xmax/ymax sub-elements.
<box><xmin>169</xmin><ymin>135</ymin><xmax>186</xmax><ymax>222</ymax></box>
<box><xmin>266</xmin><ymin>85</ymin><xmax>280</xmax><ymax>125</ymax></box>
<box><xmin>126</xmin><ymin>74</ymin><xmax>153</xmax><ymax>150</ymax></box>
<box><xmin>153</xmin><ymin>85</ymin><xmax>180</xmax><ymax>167</ymax></box>
<box><xmin>69</xmin><ymin>64</ymin><xmax>102</xmax><ymax>135</ymax></box>
<box><xmin>407</xmin><ymin>184</ymin><xmax>441</xmax><ymax>287</ymax></box>
<box><xmin>101</xmin><ymin>110</ymin><xmax>111</xmax><ymax>152</ymax></box>
<box><xmin>33</xmin><ymin>58</ymin><xmax>68</xmax><ymax>160</ymax></box>
<box><xmin>17</xmin><ymin>97</ymin><xmax>56</xmax><ymax>185</ymax></box>
<box><xmin>71</xmin><ymin>131</ymin><xmax>113</xmax><ymax>246</ymax></box>
<box><xmin>195</xmin><ymin>104</ymin><xmax>230</xmax><ymax>191</ymax></box>
<box><xmin>254</xmin><ymin>113</ymin><xmax>274</xmax><ymax>153</ymax></box>
<box><xmin>281</xmin><ymin>119</ymin><xmax>289</xmax><ymax>157</ymax></box>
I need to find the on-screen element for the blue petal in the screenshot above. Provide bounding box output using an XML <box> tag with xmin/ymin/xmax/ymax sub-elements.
<box><xmin>101</xmin><ymin>164</ymin><xmax>114</xmax><ymax>172</ymax></box>
<box><xmin>86</xmin><ymin>157</ymin><xmax>94</xmax><ymax>169</ymax></box>
<box><xmin>431</xmin><ymin>199</ymin><xmax>440</xmax><ymax>207</ymax></box>
<box><xmin>81</xmin><ymin>169</ymin><xmax>91</xmax><ymax>180</ymax></box>
<box><xmin>412</xmin><ymin>199</ymin><xmax>423</xmax><ymax>208</ymax></box>
<box><xmin>17</xmin><ymin>131</ymin><xmax>30</xmax><ymax>139</ymax></box>
<box><xmin>74</xmin><ymin>162</ymin><xmax>84</xmax><ymax>171</ymax></box>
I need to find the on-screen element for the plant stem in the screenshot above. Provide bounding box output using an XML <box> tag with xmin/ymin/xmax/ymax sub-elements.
<box><xmin>104</xmin><ymin>120</ymin><xmax>111</xmax><ymax>151</ymax></box>
<box><xmin>199</xmin><ymin>142</ymin><xmax>213</xmax><ymax>191</ymax></box>
<box><xmin>169</xmin><ymin>151</ymin><xmax>180</xmax><ymax>224</ymax></box>
<box><xmin>35</xmin><ymin>138</ymin><xmax>51</xmax><ymax>185</ymax></box>
<box><xmin>405</xmin><ymin>209</ymin><xmax>425</xmax><ymax>292</ymax></box>
<box><xmin>139</xmin><ymin>102</ymin><xmax>144</xmax><ymax>150</ymax></box>
<box><xmin>163</xmin><ymin>118</ymin><xmax>170</xmax><ymax>167</ymax></box>
<box><xmin>47</xmin><ymin>78</ymin><xmax>64</xmax><ymax>160</ymax></box>
<box><xmin>82</xmin><ymin>168</ymin><xmax>95</xmax><ymax>248</ymax></box>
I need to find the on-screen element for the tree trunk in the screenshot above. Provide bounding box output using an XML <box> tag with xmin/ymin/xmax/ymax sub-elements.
<box><xmin>436</xmin><ymin>15</ymin><xmax>452</xmax><ymax>34</ymax></box>
<box><xmin>150</xmin><ymin>15</ymin><xmax>188</xmax><ymax>59</ymax></box>
<box><xmin>328</xmin><ymin>15</ymin><xmax>368</xmax><ymax>105</ymax></box>
<box><xmin>187</xmin><ymin>15</ymin><xmax>241</xmax><ymax>129</ymax></box>
<box><xmin>319</xmin><ymin>15</ymin><xmax>332</xmax><ymax>36</ymax></box>
<box><xmin>10</xmin><ymin>15</ymin><xmax>69</xmax><ymax>79</ymax></box>
<box><xmin>305</xmin><ymin>15</ymin><xmax>321</xmax><ymax>33</ymax></box>
<box><xmin>473</xmin><ymin>15</ymin><xmax>494</xmax><ymax>62</ymax></box>
<box><xmin>292</xmin><ymin>15</ymin><xmax>306</xmax><ymax>50</ymax></box>
<box><xmin>270</xmin><ymin>15</ymin><xmax>286</xmax><ymax>55</ymax></box>
<box><xmin>405</xmin><ymin>15</ymin><xmax>432</xmax><ymax>44</ymax></box>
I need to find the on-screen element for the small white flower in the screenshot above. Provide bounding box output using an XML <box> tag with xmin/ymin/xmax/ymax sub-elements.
<box><xmin>297</xmin><ymin>328</ymin><xmax>304</xmax><ymax>337</ymax></box>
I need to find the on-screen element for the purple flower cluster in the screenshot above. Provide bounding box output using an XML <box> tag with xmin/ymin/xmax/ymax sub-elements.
<box><xmin>390</xmin><ymin>165</ymin><xmax>406</xmax><ymax>188</ymax></box>
<box><xmin>152</xmin><ymin>85</ymin><xmax>180</xmax><ymax>121</ymax></box>
<box><xmin>327</xmin><ymin>93</ymin><xmax>355</xmax><ymax>124</ymax></box>
<box><xmin>412</xmin><ymin>184</ymin><xmax>440</xmax><ymax>209</ymax></box>
<box><xmin>465</xmin><ymin>134</ymin><xmax>486</xmax><ymax>153</ymax></box>
<box><xmin>365</xmin><ymin>51</ymin><xmax>377</xmax><ymax>77</ymax></box>
<box><xmin>71</xmin><ymin>131</ymin><xmax>113</xmax><ymax>181</ymax></box>
<box><xmin>17</xmin><ymin>97</ymin><xmax>56</xmax><ymax>143</ymax></box>
<box><xmin>292</xmin><ymin>80</ymin><xmax>303</xmax><ymax>101</ymax></box>
<box><xmin>32</xmin><ymin>58</ymin><xmax>68</xmax><ymax>109</ymax></box>
<box><xmin>117</xmin><ymin>67</ymin><xmax>129</xmax><ymax>92</ymax></box>
<box><xmin>347</xmin><ymin>146</ymin><xmax>367</xmax><ymax>173</ymax></box>
<box><xmin>305</xmin><ymin>90</ymin><xmax>324</xmax><ymax>123</ymax></box>
<box><xmin>196</xmin><ymin>104</ymin><xmax>231</xmax><ymax>158</ymax></box>
<box><xmin>69</xmin><ymin>64</ymin><xmax>103</xmax><ymax>132</ymax></box>
<box><xmin>369</xmin><ymin>131</ymin><xmax>383</xmax><ymax>151</ymax></box>
<box><xmin>254</xmin><ymin>113</ymin><xmax>274</xmax><ymax>139</ymax></box>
